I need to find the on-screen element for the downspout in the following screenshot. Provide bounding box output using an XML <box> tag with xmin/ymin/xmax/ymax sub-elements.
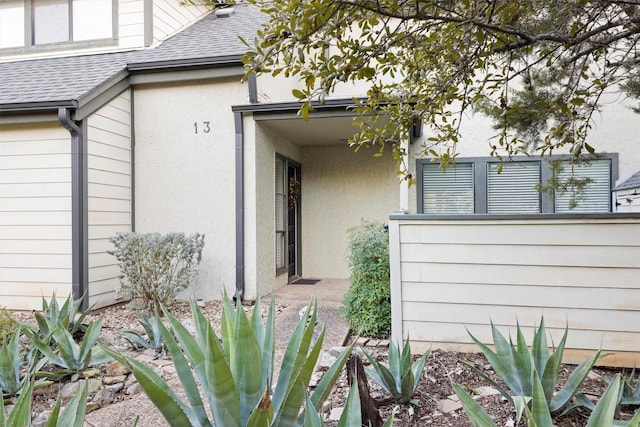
<box><xmin>58</xmin><ymin>108</ymin><xmax>88</xmax><ymax>310</ymax></box>
<box><xmin>234</xmin><ymin>111</ymin><xmax>245</xmax><ymax>301</ymax></box>
<box><xmin>235</xmin><ymin>73</ymin><xmax>256</xmax><ymax>302</ymax></box>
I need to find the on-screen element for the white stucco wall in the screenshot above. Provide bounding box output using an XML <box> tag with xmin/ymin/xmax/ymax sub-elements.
<box><xmin>301</xmin><ymin>144</ymin><xmax>399</xmax><ymax>279</ymax></box>
<box><xmin>245</xmin><ymin>122</ymin><xmax>303</xmax><ymax>299</ymax></box>
<box><xmin>410</xmin><ymin>90</ymin><xmax>640</xmax><ymax>192</ymax></box>
<box><xmin>134</xmin><ymin>78</ymin><xmax>247</xmax><ymax>301</ymax></box>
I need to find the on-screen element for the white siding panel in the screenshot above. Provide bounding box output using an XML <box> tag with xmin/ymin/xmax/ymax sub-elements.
<box><xmin>399</xmin><ymin>221</ymin><xmax>640</xmax><ymax>246</ymax></box>
<box><xmin>0</xmin><ymin>225</ymin><xmax>71</xmax><ymax>240</ymax></box>
<box><xmin>409</xmin><ymin>262</ymin><xmax>639</xmax><ymax>289</ymax></box>
<box><xmin>152</xmin><ymin>0</ymin><xmax>210</xmax><ymax>42</ymax></box>
<box><xmin>88</xmin><ymin>170</ymin><xmax>130</xmax><ymax>187</ymax></box>
<box><xmin>402</xmin><ymin>242</ymin><xmax>640</xmax><ymax>268</ymax></box>
<box><xmin>88</xmin><ymin>183</ymin><xmax>130</xmax><ymax>200</ymax></box>
<box><xmin>0</xmin><ymin>183</ymin><xmax>71</xmax><ymax>198</ymax></box>
<box><xmin>0</xmin><ymin>240</ymin><xmax>70</xmax><ymax>255</ymax></box>
<box><xmin>0</xmin><ymin>254</ymin><xmax>72</xmax><ymax>269</ymax></box>
<box><xmin>0</xmin><ymin>124</ymin><xmax>72</xmax><ymax>310</ymax></box>
<box><xmin>88</xmin><ymin>198</ymin><xmax>130</xmax><ymax>212</ymax></box>
<box><xmin>0</xmin><ymin>168</ymin><xmax>70</xmax><ymax>183</ymax></box>
<box><xmin>0</xmin><ymin>268</ymin><xmax>72</xmax><ymax>283</ymax></box>
<box><xmin>88</xmin><ymin>139</ymin><xmax>130</xmax><ymax>161</ymax></box>
<box><xmin>86</xmin><ymin>90</ymin><xmax>132</xmax><ymax>309</ymax></box>
<box><xmin>0</xmin><ymin>154</ymin><xmax>70</xmax><ymax>169</ymax></box>
<box><xmin>117</xmin><ymin>0</ymin><xmax>145</xmax><ymax>48</ymax></box>
<box><xmin>88</xmin><ymin>211</ymin><xmax>131</xmax><ymax>226</ymax></box>
<box><xmin>88</xmin><ymin>155</ymin><xmax>131</xmax><ymax>175</ymax></box>
<box><xmin>391</xmin><ymin>216</ymin><xmax>640</xmax><ymax>367</ymax></box>
<box><xmin>0</xmin><ymin>211</ymin><xmax>71</xmax><ymax>226</ymax></box>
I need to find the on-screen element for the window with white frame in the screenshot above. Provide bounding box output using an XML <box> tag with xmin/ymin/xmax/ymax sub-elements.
<box><xmin>0</xmin><ymin>0</ymin><xmax>113</xmax><ymax>49</ymax></box>
<box><xmin>275</xmin><ymin>156</ymin><xmax>286</xmax><ymax>270</ymax></box>
<box><xmin>418</xmin><ymin>155</ymin><xmax>617</xmax><ymax>214</ymax></box>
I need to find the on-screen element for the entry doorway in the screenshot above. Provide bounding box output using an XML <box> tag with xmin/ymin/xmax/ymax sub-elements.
<box><xmin>276</xmin><ymin>155</ymin><xmax>301</xmax><ymax>281</ymax></box>
<box><xmin>287</xmin><ymin>163</ymin><xmax>301</xmax><ymax>278</ymax></box>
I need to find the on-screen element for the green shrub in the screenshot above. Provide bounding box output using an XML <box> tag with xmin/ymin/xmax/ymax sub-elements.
<box><xmin>340</xmin><ymin>221</ymin><xmax>391</xmax><ymax>338</ymax></box>
<box><xmin>0</xmin><ymin>307</ymin><xmax>16</xmax><ymax>342</ymax></box>
<box><xmin>109</xmin><ymin>232</ymin><xmax>205</xmax><ymax>312</ymax></box>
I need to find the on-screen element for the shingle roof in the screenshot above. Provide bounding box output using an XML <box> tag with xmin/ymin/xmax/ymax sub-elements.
<box><xmin>615</xmin><ymin>169</ymin><xmax>640</xmax><ymax>191</ymax></box>
<box><xmin>0</xmin><ymin>3</ymin><xmax>265</xmax><ymax>111</ymax></box>
<box><xmin>0</xmin><ymin>52</ymin><xmax>131</xmax><ymax>108</ymax></box>
<box><xmin>129</xmin><ymin>4</ymin><xmax>266</xmax><ymax>67</ymax></box>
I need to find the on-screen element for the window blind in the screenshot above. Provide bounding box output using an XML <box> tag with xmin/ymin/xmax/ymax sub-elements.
<box><xmin>423</xmin><ymin>163</ymin><xmax>474</xmax><ymax>214</ymax></box>
<box><xmin>555</xmin><ymin>159</ymin><xmax>610</xmax><ymax>213</ymax></box>
<box><xmin>487</xmin><ymin>162</ymin><xmax>540</xmax><ymax>214</ymax></box>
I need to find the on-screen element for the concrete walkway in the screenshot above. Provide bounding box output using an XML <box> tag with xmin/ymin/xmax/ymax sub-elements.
<box><xmin>267</xmin><ymin>278</ymin><xmax>351</xmax><ymax>369</ymax></box>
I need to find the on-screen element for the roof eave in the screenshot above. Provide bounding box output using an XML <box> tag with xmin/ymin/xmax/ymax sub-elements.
<box><xmin>231</xmin><ymin>97</ymin><xmax>367</xmax><ymax>114</ymax></box>
<box><xmin>127</xmin><ymin>54</ymin><xmax>245</xmax><ymax>73</ymax></box>
<box><xmin>0</xmin><ymin>99</ymin><xmax>79</xmax><ymax>114</ymax></box>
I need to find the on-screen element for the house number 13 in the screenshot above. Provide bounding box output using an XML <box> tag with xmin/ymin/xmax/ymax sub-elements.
<box><xmin>193</xmin><ymin>121</ymin><xmax>211</xmax><ymax>134</ymax></box>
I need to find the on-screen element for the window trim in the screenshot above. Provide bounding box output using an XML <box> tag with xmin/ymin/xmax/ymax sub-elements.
<box><xmin>275</xmin><ymin>154</ymin><xmax>287</xmax><ymax>274</ymax></box>
<box><xmin>0</xmin><ymin>0</ymin><xmax>117</xmax><ymax>53</ymax></box>
<box><xmin>417</xmin><ymin>154</ymin><xmax>618</xmax><ymax>215</ymax></box>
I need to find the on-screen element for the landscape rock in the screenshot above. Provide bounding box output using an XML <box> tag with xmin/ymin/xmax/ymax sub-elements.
<box><xmin>103</xmin><ymin>375</ymin><xmax>127</xmax><ymax>385</ymax></box>
<box><xmin>105</xmin><ymin>361</ymin><xmax>130</xmax><ymax>377</ymax></box>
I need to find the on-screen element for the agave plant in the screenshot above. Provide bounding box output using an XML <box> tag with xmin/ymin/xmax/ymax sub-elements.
<box><xmin>303</xmin><ymin>378</ymin><xmax>394</xmax><ymax>427</ymax></box>
<box><xmin>0</xmin><ymin>378</ymin><xmax>88</xmax><ymax>427</ymax></box>
<box><xmin>0</xmin><ymin>326</ymin><xmax>48</xmax><ymax>398</ymax></box>
<box><xmin>121</xmin><ymin>311</ymin><xmax>165</xmax><ymax>352</ymax></box>
<box><xmin>32</xmin><ymin>293</ymin><xmax>94</xmax><ymax>340</ymax></box>
<box><xmin>104</xmin><ymin>295</ymin><xmax>352</xmax><ymax>426</ymax></box>
<box><xmin>31</xmin><ymin>317</ymin><xmax>111</xmax><ymax>380</ymax></box>
<box><xmin>362</xmin><ymin>340</ymin><xmax>430</xmax><ymax>404</ymax></box>
<box><xmin>465</xmin><ymin>318</ymin><xmax>604</xmax><ymax>414</ymax></box>
<box><xmin>455</xmin><ymin>374</ymin><xmax>640</xmax><ymax>427</ymax></box>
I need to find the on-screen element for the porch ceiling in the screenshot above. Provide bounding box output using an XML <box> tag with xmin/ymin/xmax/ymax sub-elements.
<box><xmin>256</xmin><ymin>114</ymin><xmax>361</xmax><ymax>146</ymax></box>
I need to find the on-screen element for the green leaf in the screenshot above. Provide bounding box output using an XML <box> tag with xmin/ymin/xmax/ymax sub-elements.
<box><xmin>102</xmin><ymin>347</ymin><xmax>196</xmax><ymax>426</ymax></box>
<box><xmin>272</xmin><ymin>300</ymin><xmax>317</xmax><ymax>413</ymax></box>
<box><xmin>586</xmin><ymin>374</ymin><xmax>621</xmax><ymax>427</ymax></box>
<box><xmin>308</xmin><ymin>345</ymin><xmax>352</xmax><ymax>412</ymax></box>
<box><xmin>246</xmin><ymin>386</ymin><xmax>274</xmax><ymax>427</ymax></box>
<box><xmin>550</xmin><ymin>350</ymin><xmax>604</xmax><ymax>412</ymax></box>
<box><xmin>531</xmin><ymin>373</ymin><xmax>553</xmax><ymax>427</ymax></box>
<box><xmin>337</xmin><ymin>378</ymin><xmax>362</xmax><ymax>427</ymax></box>
<box><xmin>156</xmin><ymin>316</ymin><xmax>211</xmax><ymax>426</ymax></box>
<box><xmin>232</xmin><ymin>298</ymin><xmax>263</xmax><ymax>426</ymax></box>
<box><xmin>302</xmin><ymin>395</ymin><xmax>323</xmax><ymax>427</ymax></box>
<box><xmin>57</xmin><ymin>381</ymin><xmax>88</xmax><ymax>427</ymax></box>
<box><xmin>454</xmin><ymin>383</ymin><xmax>497</xmax><ymax>427</ymax></box>
<box><xmin>6</xmin><ymin>379</ymin><xmax>33</xmax><ymax>427</ymax></box>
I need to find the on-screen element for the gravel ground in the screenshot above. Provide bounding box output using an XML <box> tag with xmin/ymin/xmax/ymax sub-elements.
<box><xmin>13</xmin><ymin>300</ymin><xmax>632</xmax><ymax>426</ymax></box>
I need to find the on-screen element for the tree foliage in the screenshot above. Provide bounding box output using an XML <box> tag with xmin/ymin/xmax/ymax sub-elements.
<box><xmin>241</xmin><ymin>0</ymin><xmax>640</xmax><ymax>174</ymax></box>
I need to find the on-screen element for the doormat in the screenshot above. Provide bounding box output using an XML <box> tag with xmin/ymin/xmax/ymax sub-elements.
<box><xmin>291</xmin><ymin>278</ymin><xmax>320</xmax><ymax>285</ymax></box>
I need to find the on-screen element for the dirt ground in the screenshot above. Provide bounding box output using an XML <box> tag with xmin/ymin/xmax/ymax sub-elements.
<box><xmin>14</xmin><ymin>300</ymin><xmax>633</xmax><ymax>426</ymax></box>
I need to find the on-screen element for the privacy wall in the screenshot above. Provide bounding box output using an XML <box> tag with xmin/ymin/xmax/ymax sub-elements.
<box><xmin>389</xmin><ymin>214</ymin><xmax>640</xmax><ymax>367</ymax></box>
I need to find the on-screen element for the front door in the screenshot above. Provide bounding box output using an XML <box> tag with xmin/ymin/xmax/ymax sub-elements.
<box><xmin>287</xmin><ymin>163</ymin><xmax>301</xmax><ymax>278</ymax></box>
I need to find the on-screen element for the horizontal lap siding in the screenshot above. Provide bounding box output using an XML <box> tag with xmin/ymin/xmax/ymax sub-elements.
<box><xmin>152</xmin><ymin>0</ymin><xmax>210</xmax><ymax>43</ymax></box>
<box><xmin>392</xmin><ymin>217</ymin><xmax>640</xmax><ymax>367</ymax></box>
<box><xmin>0</xmin><ymin>124</ymin><xmax>73</xmax><ymax>309</ymax></box>
<box><xmin>118</xmin><ymin>0</ymin><xmax>146</xmax><ymax>48</ymax></box>
<box><xmin>87</xmin><ymin>91</ymin><xmax>132</xmax><ymax>309</ymax></box>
